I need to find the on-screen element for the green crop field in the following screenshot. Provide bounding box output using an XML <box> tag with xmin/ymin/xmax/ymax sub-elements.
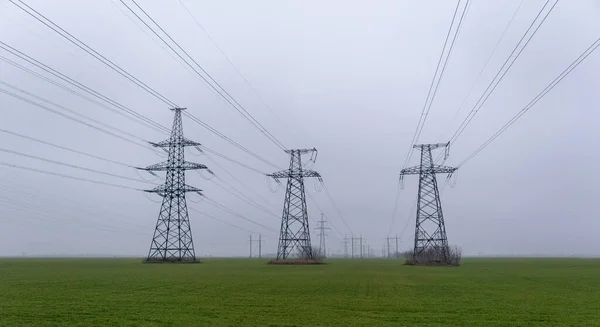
<box><xmin>0</xmin><ymin>258</ymin><xmax>599</xmax><ymax>326</ymax></box>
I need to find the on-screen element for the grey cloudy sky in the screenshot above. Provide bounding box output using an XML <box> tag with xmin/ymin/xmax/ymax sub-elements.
<box><xmin>0</xmin><ymin>0</ymin><xmax>599</xmax><ymax>257</ymax></box>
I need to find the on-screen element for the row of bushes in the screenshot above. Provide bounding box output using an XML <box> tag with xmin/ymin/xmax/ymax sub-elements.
<box><xmin>291</xmin><ymin>245</ymin><xmax>462</xmax><ymax>266</ymax></box>
<box><xmin>404</xmin><ymin>245</ymin><xmax>462</xmax><ymax>266</ymax></box>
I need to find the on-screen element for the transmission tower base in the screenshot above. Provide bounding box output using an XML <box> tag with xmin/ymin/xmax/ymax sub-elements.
<box><xmin>267</xmin><ymin>259</ymin><xmax>325</xmax><ymax>265</ymax></box>
<box><xmin>143</xmin><ymin>258</ymin><xmax>201</xmax><ymax>264</ymax></box>
<box><xmin>403</xmin><ymin>246</ymin><xmax>461</xmax><ymax>266</ymax></box>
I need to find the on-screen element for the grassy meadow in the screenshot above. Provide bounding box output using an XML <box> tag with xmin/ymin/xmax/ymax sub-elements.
<box><xmin>0</xmin><ymin>258</ymin><xmax>599</xmax><ymax>326</ymax></box>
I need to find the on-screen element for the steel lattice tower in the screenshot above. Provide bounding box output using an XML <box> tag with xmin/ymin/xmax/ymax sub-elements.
<box><xmin>314</xmin><ymin>213</ymin><xmax>330</xmax><ymax>258</ymax></box>
<box><xmin>400</xmin><ymin>143</ymin><xmax>457</xmax><ymax>263</ymax></box>
<box><xmin>268</xmin><ymin>148</ymin><xmax>321</xmax><ymax>260</ymax></box>
<box><xmin>137</xmin><ymin>107</ymin><xmax>209</xmax><ymax>263</ymax></box>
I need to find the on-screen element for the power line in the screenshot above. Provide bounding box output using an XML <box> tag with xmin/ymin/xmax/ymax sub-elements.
<box><xmin>415</xmin><ymin>0</ymin><xmax>470</xmax><ymax>142</ymax></box>
<box><xmin>458</xmin><ymin>34</ymin><xmax>600</xmax><ymax>167</ymax></box>
<box><xmin>387</xmin><ymin>180</ymin><xmax>402</xmax><ymax>236</ymax></box>
<box><xmin>0</xmin><ymin>86</ymin><xmax>150</xmax><ymax>150</ymax></box>
<box><xmin>121</xmin><ymin>0</ymin><xmax>287</xmax><ymax>151</ymax></box>
<box><xmin>438</xmin><ymin>0</ymin><xmax>525</xmax><ymax>142</ymax></box>
<box><xmin>402</xmin><ymin>0</ymin><xmax>468</xmax><ymax>169</ymax></box>
<box><xmin>189</xmin><ymin>207</ymin><xmax>271</xmax><ymax>236</ymax></box>
<box><xmin>0</xmin><ymin>41</ymin><xmax>281</xmax><ymax>170</ymax></box>
<box><xmin>0</xmin><ymin>196</ymin><xmax>145</xmax><ymax>235</ymax></box>
<box><xmin>178</xmin><ymin>0</ymin><xmax>285</xmax><ymax>123</ymax></box>
<box><xmin>0</xmin><ymin>187</ymin><xmax>146</xmax><ymax>234</ymax></box>
<box><xmin>207</xmin><ymin>175</ymin><xmax>280</xmax><ymax>219</ymax></box>
<box><xmin>9</xmin><ymin>0</ymin><xmax>178</xmax><ymax>107</ymax></box>
<box><xmin>447</xmin><ymin>0</ymin><xmax>559</xmax><ymax>146</ymax></box>
<box><xmin>0</xmin><ymin>179</ymin><xmax>263</xmax><ymax>242</ymax></box>
<box><xmin>108</xmin><ymin>0</ymin><xmax>201</xmax><ymax>80</ymax></box>
<box><xmin>182</xmin><ymin>113</ymin><xmax>280</xmax><ymax>170</ymax></box>
<box><xmin>0</xmin><ymin>147</ymin><xmax>150</xmax><ymax>184</ymax></box>
<box><xmin>0</xmin><ymin>80</ymin><xmax>147</xmax><ymax>142</ymax></box>
<box><xmin>0</xmin><ymin>180</ymin><xmax>146</xmax><ymax>228</ymax></box>
<box><xmin>305</xmin><ymin>192</ymin><xmax>344</xmax><ymax>240</ymax></box>
<box><xmin>0</xmin><ymin>161</ymin><xmax>139</xmax><ymax>190</ymax></box>
<box><xmin>204</xmin><ymin>154</ymin><xmax>279</xmax><ymax>210</ymax></box>
<box><xmin>0</xmin><ymin>128</ymin><xmax>131</xmax><ymax>167</ymax></box>
<box><xmin>204</xmin><ymin>196</ymin><xmax>278</xmax><ymax>233</ymax></box>
<box><xmin>200</xmin><ymin>146</ymin><xmax>267</xmax><ymax>175</ymax></box>
<box><xmin>0</xmin><ymin>50</ymin><xmax>167</xmax><ymax>133</ymax></box>
<box><xmin>321</xmin><ymin>181</ymin><xmax>354</xmax><ymax>237</ymax></box>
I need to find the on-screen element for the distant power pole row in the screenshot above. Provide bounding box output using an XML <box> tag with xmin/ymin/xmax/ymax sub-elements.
<box><xmin>248</xmin><ymin>234</ymin><xmax>264</xmax><ymax>258</ymax></box>
<box><xmin>342</xmin><ymin>235</ymin><xmax>368</xmax><ymax>258</ymax></box>
<box><xmin>385</xmin><ymin>235</ymin><xmax>400</xmax><ymax>258</ymax></box>
<box><xmin>314</xmin><ymin>213</ymin><xmax>330</xmax><ymax>258</ymax></box>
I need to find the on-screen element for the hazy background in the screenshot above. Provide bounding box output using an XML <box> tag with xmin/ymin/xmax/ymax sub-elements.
<box><xmin>0</xmin><ymin>0</ymin><xmax>599</xmax><ymax>257</ymax></box>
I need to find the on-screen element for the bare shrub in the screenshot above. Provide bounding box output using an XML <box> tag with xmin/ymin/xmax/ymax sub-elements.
<box><xmin>296</xmin><ymin>245</ymin><xmax>326</xmax><ymax>260</ymax></box>
<box><xmin>312</xmin><ymin>246</ymin><xmax>325</xmax><ymax>260</ymax></box>
<box><xmin>447</xmin><ymin>245</ymin><xmax>462</xmax><ymax>266</ymax></box>
<box><xmin>296</xmin><ymin>245</ymin><xmax>314</xmax><ymax>260</ymax></box>
<box><xmin>404</xmin><ymin>245</ymin><xmax>462</xmax><ymax>266</ymax></box>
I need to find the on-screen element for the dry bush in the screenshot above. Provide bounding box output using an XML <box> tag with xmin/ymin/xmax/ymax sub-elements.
<box><xmin>296</xmin><ymin>245</ymin><xmax>324</xmax><ymax>260</ymax></box>
<box><xmin>143</xmin><ymin>257</ymin><xmax>200</xmax><ymax>264</ymax></box>
<box><xmin>404</xmin><ymin>245</ymin><xmax>462</xmax><ymax>266</ymax></box>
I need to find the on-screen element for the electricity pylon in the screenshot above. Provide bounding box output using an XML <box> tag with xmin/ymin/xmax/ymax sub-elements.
<box><xmin>268</xmin><ymin>148</ymin><xmax>321</xmax><ymax>260</ymax></box>
<box><xmin>400</xmin><ymin>142</ymin><xmax>457</xmax><ymax>263</ymax></box>
<box><xmin>137</xmin><ymin>107</ymin><xmax>210</xmax><ymax>263</ymax></box>
<box><xmin>314</xmin><ymin>213</ymin><xmax>330</xmax><ymax>258</ymax></box>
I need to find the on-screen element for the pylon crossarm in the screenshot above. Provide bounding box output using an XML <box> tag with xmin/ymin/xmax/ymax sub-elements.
<box><xmin>138</xmin><ymin>161</ymin><xmax>208</xmax><ymax>171</ymax></box>
<box><xmin>149</xmin><ymin>138</ymin><xmax>201</xmax><ymax>148</ymax></box>
<box><xmin>413</xmin><ymin>142</ymin><xmax>449</xmax><ymax>150</ymax></box>
<box><xmin>433</xmin><ymin>166</ymin><xmax>458</xmax><ymax>174</ymax></box>
<box><xmin>144</xmin><ymin>183</ymin><xmax>202</xmax><ymax>195</ymax></box>
<box><xmin>267</xmin><ymin>170</ymin><xmax>321</xmax><ymax>179</ymax></box>
<box><xmin>284</xmin><ymin>148</ymin><xmax>316</xmax><ymax>155</ymax></box>
<box><xmin>400</xmin><ymin>165</ymin><xmax>457</xmax><ymax>175</ymax></box>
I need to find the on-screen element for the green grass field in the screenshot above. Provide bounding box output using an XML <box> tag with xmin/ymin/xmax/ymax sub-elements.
<box><xmin>1</xmin><ymin>258</ymin><xmax>599</xmax><ymax>326</ymax></box>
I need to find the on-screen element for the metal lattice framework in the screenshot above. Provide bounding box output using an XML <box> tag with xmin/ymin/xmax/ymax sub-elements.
<box><xmin>268</xmin><ymin>148</ymin><xmax>320</xmax><ymax>260</ymax></box>
<box><xmin>137</xmin><ymin>108</ymin><xmax>209</xmax><ymax>263</ymax></box>
<box><xmin>400</xmin><ymin>143</ymin><xmax>457</xmax><ymax>263</ymax></box>
<box><xmin>314</xmin><ymin>214</ymin><xmax>330</xmax><ymax>258</ymax></box>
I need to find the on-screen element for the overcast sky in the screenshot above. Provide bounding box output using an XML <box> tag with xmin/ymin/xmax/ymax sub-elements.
<box><xmin>0</xmin><ymin>0</ymin><xmax>599</xmax><ymax>257</ymax></box>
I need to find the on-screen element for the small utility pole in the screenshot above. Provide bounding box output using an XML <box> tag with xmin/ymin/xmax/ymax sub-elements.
<box><xmin>386</xmin><ymin>237</ymin><xmax>391</xmax><ymax>258</ymax></box>
<box><xmin>249</xmin><ymin>234</ymin><xmax>263</xmax><ymax>258</ymax></box>
<box><xmin>395</xmin><ymin>235</ymin><xmax>399</xmax><ymax>259</ymax></box>
<box><xmin>258</xmin><ymin>234</ymin><xmax>262</xmax><ymax>258</ymax></box>
<box><xmin>360</xmin><ymin>235</ymin><xmax>363</xmax><ymax>259</ymax></box>
<box><xmin>249</xmin><ymin>234</ymin><xmax>253</xmax><ymax>258</ymax></box>
<box><xmin>343</xmin><ymin>235</ymin><xmax>349</xmax><ymax>258</ymax></box>
<box><xmin>351</xmin><ymin>236</ymin><xmax>355</xmax><ymax>258</ymax></box>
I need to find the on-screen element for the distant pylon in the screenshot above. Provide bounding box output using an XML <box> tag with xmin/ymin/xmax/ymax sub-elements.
<box><xmin>137</xmin><ymin>107</ymin><xmax>210</xmax><ymax>263</ymax></box>
<box><xmin>314</xmin><ymin>213</ymin><xmax>331</xmax><ymax>258</ymax></box>
<box><xmin>268</xmin><ymin>148</ymin><xmax>321</xmax><ymax>260</ymax></box>
<box><xmin>249</xmin><ymin>233</ymin><xmax>264</xmax><ymax>258</ymax></box>
<box><xmin>343</xmin><ymin>235</ymin><xmax>349</xmax><ymax>258</ymax></box>
<box><xmin>400</xmin><ymin>142</ymin><xmax>457</xmax><ymax>263</ymax></box>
